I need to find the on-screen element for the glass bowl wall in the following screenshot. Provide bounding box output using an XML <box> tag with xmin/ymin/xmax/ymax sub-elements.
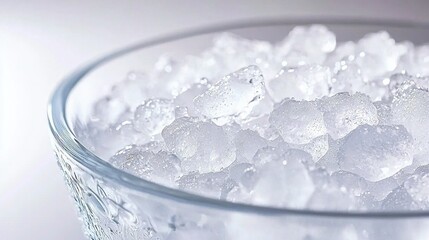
<box><xmin>49</xmin><ymin>19</ymin><xmax>429</xmax><ymax>240</ymax></box>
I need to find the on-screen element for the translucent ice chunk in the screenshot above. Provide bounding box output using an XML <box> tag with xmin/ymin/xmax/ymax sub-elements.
<box><xmin>338</xmin><ymin>124</ymin><xmax>414</xmax><ymax>182</ymax></box>
<box><xmin>193</xmin><ymin>65</ymin><xmax>265</xmax><ymax>118</ymax></box>
<box><xmin>233</xmin><ymin>130</ymin><xmax>269</xmax><ymax>161</ymax></box>
<box><xmin>319</xmin><ymin>92</ymin><xmax>379</xmax><ymax>139</ymax></box>
<box><xmin>404</xmin><ymin>171</ymin><xmax>429</xmax><ymax>208</ymax></box>
<box><xmin>381</xmin><ymin>185</ymin><xmax>418</xmax><ymax>211</ymax></box>
<box><xmin>356</xmin><ymin>31</ymin><xmax>407</xmax><ymax>79</ymax></box>
<box><xmin>177</xmin><ymin>171</ymin><xmax>231</xmax><ymax>198</ymax></box>
<box><xmin>162</xmin><ymin>117</ymin><xmax>235</xmax><ymax>173</ymax></box>
<box><xmin>389</xmin><ymin>73</ymin><xmax>429</xmax><ymax>96</ymax></box>
<box><xmin>277</xmin><ymin>25</ymin><xmax>336</xmax><ymax>65</ymax></box>
<box><xmin>331</xmin><ymin>170</ymin><xmax>369</xmax><ymax>197</ymax></box>
<box><xmin>252</xmin><ymin>149</ymin><xmax>315</xmax><ymax>208</ymax></box>
<box><xmin>174</xmin><ymin>79</ymin><xmax>210</xmax><ymax>116</ymax></box>
<box><xmin>267</xmin><ymin>65</ymin><xmax>331</xmax><ymax>102</ymax></box>
<box><xmin>330</xmin><ymin>61</ymin><xmax>365</xmax><ymax>95</ymax></box>
<box><xmin>307</xmin><ymin>185</ymin><xmax>358</xmax><ymax>211</ymax></box>
<box><xmin>397</xmin><ymin>44</ymin><xmax>429</xmax><ymax>76</ymax></box>
<box><xmin>92</xmin><ymin>96</ymin><xmax>128</xmax><ymax>126</ymax></box>
<box><xmin>291</xmin><ymin>134</ymin><xmax>329</xmax><ymax>162</ymax></box>
<box><xmin>110</xmin><ymin>144</ymin><xmax>181</xmax><ymax>186</ymax></box>
<box><xmin>211</xmin><ymin>33</ymin><xmax>278</xmax><ymax>78</ymax></box>
<box><xmin>110</xmin><ymin>71</ymin><xmax>148</xmax><ymax>108</ymax></box>
<box><xmin>317</xmin><ymin>136</ymin><xmax>343</xmax><ymax>174</ymax></box>
<box><xmin>269</xmin><ymin>99</ymin><xmax>327</xmax><ymax>144</ymax></box>
<box><xmin>392</xmin><ymin>85</ymin><xmax>429</xmax><ymax>153</ymax></box>
<box><xmin>374</xmin><ymin>100</ymin><xmax>393</xmax><ymax>125</ymax></box>
<box><xmin>252</xmin><ymin>145</ymin><xmax>289</xmax><ymax>167</ymax></box>
<box><xmin>133</xmin><ymin>98</ymin><xmax>175</xmax><ymax>135</ymax></box>
<box><xmin>228</xmin><ymin>163</ymin><xmax>258</xmax><ymax>192</ymax></box>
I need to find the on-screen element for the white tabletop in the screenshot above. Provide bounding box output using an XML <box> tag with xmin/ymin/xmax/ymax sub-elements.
<box><xmin>1</xmin><ymin>1</ymin><xmax>429</xmax><ymax>239</ymax></box>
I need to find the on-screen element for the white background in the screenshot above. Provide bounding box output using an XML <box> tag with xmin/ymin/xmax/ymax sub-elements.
<box><xmin>1</xmin><ymin>1</ymin><xmax>429</xmax><ymax>239</ymax></box>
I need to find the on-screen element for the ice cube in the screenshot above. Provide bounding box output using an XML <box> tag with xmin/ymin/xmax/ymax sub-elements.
<box><xmin>110</xmin><ymin>144</ymin><xmax>181</xmax><ymax>186</ymax></box>
<box><xmin>331</xmin><ymin>170</ymin><xmax>369</xmax><ymax>197</ymax></box>
<box><xmin>277</xmin><ymin>25</ymin><xmax>336</xmax><ymax>65</ymax></box>
<box><xmin>389</xmin><ymin>73</ymin><xmax>429</xmax><ymax>96</ymax></box>
<box><xmin>193</xmin><ymin>65</ymin><xmax>265</xmax><ymax>118</ymax></box>
<box><xmin>110</xmin><ymin>71</ymin><xmax>149</xmax><ymax>108</ymax></box>
<box><xmin>319</xmin><ymin>92</ymin><xmax>379</xmax><ymax>139</ymax></box>
<box><xmin>92</xmin><ymin>96</ymin><xmax>128</xmax><ymax>126</ymax></box>
<box><xmin>267</xmin><ymin>65</ymin><xmax>331</xmax><ymax>102</ymax></box>
<box><xmin>252</xmin><ymin>145</ymin><xmax>288</xmax><ymax>167</ymax></box>
<box><xmin>330</xmin><ymin>61</ymin><xmax>365</xmax><ymax>95</ymax></box>
<box><xmin>174</xmin><ymin>79</ymin><xmax>210</xmax><ymax>116</ymax></box>
<box><xmin>177</xmin><ymin>171</ymin><xmax>231</xmax><ymax>199</ymax></box>
<box><xmin>392</xmin><ymin>85</ymin><xmax>429</xmax><ymax>153</ymax></box>
<box><xmin>404</xmin><ymin>170</ymin><xmax>429</xmax><ymax>209</ymax></box>
<box><xmin>291</xmin><ymin>134</ymin><xmax>329</xmax><ymax>162</ymax></box>
<box><xmin>307</xmin><ymin>185</ymin><xmax>358</xmax><ymax>210</ymax></box>
<box><xmin>211</xmin><ymin>33</ymin><xmax>278</xmax><ymax>79</ymax></box>
<box><xmin>233</xmin><ymin>130</ymin><xmax>269</xmax><ymax>161</ymax></box>
<box><xmin>162</xmin><ymin>117</ymin><xmax>235</xmax><ymax>173</ymax></box>
<box><xmin>356</xmin><ymin>31</ymin><xmax>407</xmax><ymax>79</ymax></box>
<box><xmin>269</xmin><ymin>99</ymin><xmax>327</xmax><ymax>144</ymax></box>
<box><xmin>228</xmin><ymin>163</ymin><xmax>258</xmax><ymax>191</ymax></box>
<box><xmin>252</xmin><ymin>149</ymin><xmax>315</xmax><ymax>208</ymax></box>
<box><xmin>374</xmin><ymin>100</ymin><xmax>393</xmax><ymax>125</ymax></box>
<box><xmin>338</xmin><ymin>124</ymin><xmax>414</xmax><ymax>182</ymax></box>
<box><xmin>381</xmin><ymin>185</ymin><xmax>418</xmax><ymax>211</ymax></box>
<box><xmin>396</xmin><ymin>44</ymin><xmax>429</xmax><ymax>76</ymax></box>
<box><xmin>317</xmin><ymin>136</ymin><xmax>343</xmax><ymax>174</ymax></box>
<box><xmin>133</xmin><ymin>98</ymin><xmax>175</xmax><ymax>136</ymax></box>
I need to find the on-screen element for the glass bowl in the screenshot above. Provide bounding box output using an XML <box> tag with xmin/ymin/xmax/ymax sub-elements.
<box><xmin>48</xmin><ymin>18</ymin><xmax>429</xmax><ymax>240</ymax></box>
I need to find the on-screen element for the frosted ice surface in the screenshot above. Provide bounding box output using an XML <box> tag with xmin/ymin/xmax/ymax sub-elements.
<box><xmin>252</xmin><ymin>145</ymin><xmax>288</xmax><ymax>167</ymax></box>
<box><xmin>276</xmin><ymin>25</ymin><xmax>336</xmax><ymax>65</ymax></box>
<box><xmin>87</xmin><ymin>25</ymin><xmax>429</xmax><ymax>212</ymax></box>
<box><xmin>193</xmin><ymin>65</ymin><xmax>265</xmax><ymax>118</ymax></box>
<box><xmin>397</xmin><ymin>44</ymin><xmax>429</xmax><ymax>76</ymax></box>
<box><xmin>381</xmin><ymin>185</ymin><xmax>418</xmax><ymax>211</ymax></box>
<box><xmin>211</xmin><ymin>33</ymin><xmax>278</xmax><ymax>78</ymax></box>
<box><xmin>330</xmin><ymin>61</ymin><xmax>365</xmax><ymax>95</ymax></box>
<box><xmin>330</xmin><ymin>170</ymin><xmax>369</xmax><ymax>197</ymax></box>
<box><xmin>356</xmin><ymin>31</ymin><xmax>406</xmax><ymax>79</ymax></box>
<box><xmin>228</xmin><ymin>163</ymin><xmax>258</xmax><ymax>191</ymax></box>
<box><xmin>404</xmin><ymin>170</ymin><xmax>429</xmax><ymax>208</ymax></box>
<box><xmin>110</xmin><ymin>144</ymin><xmax>180</xmax><ymax>186</ymax></box>
<box><xmin>110</xmin><ymin>71</ymin><xmax>148</xmax><ymax>108</ymax></box>
<box><xmin>291</xmin><ymin>134</ymin><xmax>329</xmax><ymax>162</ymax></box>
<box><xmin>93</xmin><ymin>97</ymin><xmax>128</xmax><ymax>126</ymax></box>
<box><xmin>392</xmin><ymin>85</ymin><xmax>429</xmax><ymax>153</ymax></box>
<box><xmin>174</xmin><ymin>79</ymin><xmax>209</xmax><ymax>116</ymax></box>
<box><xmin>307</xmin><ymin>184</ymin><xmax>358</xmax><ymax>211</ymax></box>
<box><xmin>374</xmin><ymin>100</ymin><xmax>393</xmax><ymax>125</ymax></box>
<box><xmin>233</xmin><ymin>130</ymin><xmax>269</xmax><ymax>161</ymax></box>
<box><xmin>177</xmin><ymin>171</ymin><xmax>231</xmax><ymax>199</ymax></box>
<box><xmin>162</xmin><ymin>117</ymin><xmax>235</xmax><ymax>173</ymax></box>
<box><xmin>267</xmin><ymin>65</ymin><xmax>331</xmax><ymax>102</ymax></box>
<box><xmin>252</xmin><ymin>149</ymin><xmax>314</xmax><ymax>208</ymax></box>
<box><xmin>319</xmin><ymin>92</ymin><xmax>379</xmax><ymax>139</ymax></box>
<box><xmin>338</xmin><ymin>124</ymin><xmax>413</xmax><ymax>182</ymax></box>
<box><xmin>134</xmin><ymin>99</ymin><xmax>175</xmax><ymax>135</ymax></box>
<box><xmin>269</xmin><ymin>99</ymin><xmax>327</xmax><ymax>144</ymax></box>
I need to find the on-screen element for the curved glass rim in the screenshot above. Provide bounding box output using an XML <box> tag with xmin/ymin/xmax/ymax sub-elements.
<box><xmin>48</xmin><ymin>17</ymin><xmax>429</xmax><ymax>219</ymax></box>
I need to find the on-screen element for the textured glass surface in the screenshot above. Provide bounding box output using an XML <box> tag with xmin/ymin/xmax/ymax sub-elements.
<box><xmin>49</xmin><ymin>19</ymin><xmax>429</xmax><ymax>240</ymax></box>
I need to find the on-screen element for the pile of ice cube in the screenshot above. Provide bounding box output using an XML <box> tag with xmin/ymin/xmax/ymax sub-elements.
<box><xmin>81</xmin><ymin>25</ymin><xmax>429</xmax><ymax>211</ymax></box>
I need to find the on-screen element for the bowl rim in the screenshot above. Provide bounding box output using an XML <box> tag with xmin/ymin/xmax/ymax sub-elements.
<box><xmin>48</xmin><ymin>17</ymin><xmax>429</xmax><ymax>219</ymax></box>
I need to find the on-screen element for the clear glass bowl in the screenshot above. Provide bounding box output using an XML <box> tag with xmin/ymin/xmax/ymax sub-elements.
<box><xmin>48</xmin><ymin>19</ymin><xmax>429</xmax><ymax>240</ymax></box>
